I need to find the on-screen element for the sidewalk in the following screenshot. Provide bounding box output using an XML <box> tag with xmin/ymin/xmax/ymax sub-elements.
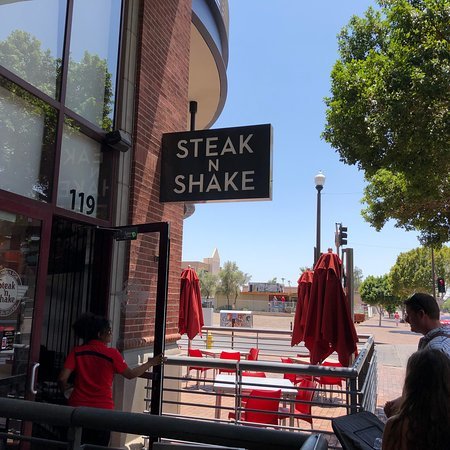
<box><xmin>355</xmin><ymin>315</ymin><xmax>417</xmax><ymax>411</ymax></box>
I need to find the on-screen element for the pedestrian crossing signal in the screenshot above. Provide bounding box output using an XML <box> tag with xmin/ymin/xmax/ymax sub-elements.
<box><xmin>339</xmin><ymin>224</ymin><xmax>348</xmax><ymax>246</ymax></box>
<box><xmin>437</xmin><ymin>277</ymin><xmax>446</xmax><ymax>294</ymax></box>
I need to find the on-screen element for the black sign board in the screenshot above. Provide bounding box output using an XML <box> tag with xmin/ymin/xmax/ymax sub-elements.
<box><xmin>115</xmin><ymin>227</ymin><xmax>138</xmax><ymax>241</ymax></box>
<box><xmin>160</xmin><ymin>124</ymin><xmax>272</xmax><ymax>203</ymax></box>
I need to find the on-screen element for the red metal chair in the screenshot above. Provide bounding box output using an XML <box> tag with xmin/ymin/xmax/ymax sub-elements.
<box><xmin>317</xmin><ymin>361</ymin><xmax>344</xmax><ymax>400</ymax></box>
<box><xmin>229</xmin><ymin>389</ymin><xmax>281</xmax><ymax>426</ymax></box>
<box><xmin>280</xmin><ymin>357</ymin><xmax>304</xmax><ymax>385</ymax></box>
<box><xmin>186</xmin><ymin>348</ymin><xmax>211</xmax><ymax>386</ymax></box>
<box><xmin>242</xmin><ymin>371</ymin><xmax>266</xmax><ymax>377</ymax></box>
<box><xmin>247</xmin><ymin>347</ymin><xmax>260</xmax><ymax>361</ymax></box>
<box><xmin>279</xmin><ymin>379</ymin><xmax>317</xmax><ymax>428</ymax></box>
<box><xmin>219</xmin><ymin>351</ymin><xmax>241</xmax><ymax>374</ymax></box>
<box><xmin>240</xmin><ymin>372</ymin><xmax>266</xmax><ymax>405</ymax></box>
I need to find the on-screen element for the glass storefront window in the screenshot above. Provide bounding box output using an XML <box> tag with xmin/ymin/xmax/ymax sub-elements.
<box><xmin>57</xmin><ymin>120</ymin><xmax>112</xmax><ymax>219</ymax></box>
<box><xmin>0</xmin><ymin>76</ymin><xmax>56</xmax><ymax>201</ymax></box>
<box><xmin>66</xmin><ymin>0</ymin><xmax>122</xmax><ymax>131</ymax></box>
<box><xmin>0</xmin><ymin>0</ymin><xmax>66</xmax><ymax>99</ymax></box>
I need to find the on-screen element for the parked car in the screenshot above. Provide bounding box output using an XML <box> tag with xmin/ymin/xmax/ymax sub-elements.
<box><xmin>440</xmin><ymin>315</ymin><xmax>450</xmax><ymax>325</ymax></box>
<box><xmin>354</xmin><ymin>313</ymin><xmax>365</xmax><ymax>324</ymax></box>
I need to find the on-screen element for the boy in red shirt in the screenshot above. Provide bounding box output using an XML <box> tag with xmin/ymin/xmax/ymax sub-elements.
<box><xmin>58</xmin><ymin>313</ymin><xmax>164</xmax><ymax>446</ymax></box>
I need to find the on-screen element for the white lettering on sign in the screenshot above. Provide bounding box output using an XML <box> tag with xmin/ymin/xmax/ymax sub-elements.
<box><xmin>175</xmin><ymin>134</ymin><xmax>254</xmax><ymax>158</ymax></box>
<box><xmin>172</xmin><ymin>172</ymin><xmax>255</xmax><ymax>194</ymax></box>
<box><xmin>208</xmin><ymin>159</ymin><xmax>219</xmax><ymax>172</ymax></box>
<box><xmin>0</xmin><ymin>268</ymin><xmax>28</xmax><ymax>317</ymax></box>
<box><xmin>206</xmin><ymin>137</ymin><xmax>219</xmax><ymax>156</ymax></box>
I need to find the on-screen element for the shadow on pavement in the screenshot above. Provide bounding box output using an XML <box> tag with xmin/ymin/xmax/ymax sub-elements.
<box><xmin>388</xmin><ymin>330</ymin><xmax>418</xmax><ymax>335</ymax></box>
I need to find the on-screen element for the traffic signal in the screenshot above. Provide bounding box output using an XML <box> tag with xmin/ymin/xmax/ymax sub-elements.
<box><xmin>437</xmin><ymin>277</ymin><xmax>446</xmax><ymax>294</ymax></box>
<box><xmin>339</xmin><ymin>224</ymin><xmax>348</xmax><ymax>246</ymax></box>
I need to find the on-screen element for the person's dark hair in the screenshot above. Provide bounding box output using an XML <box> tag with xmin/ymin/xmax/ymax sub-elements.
<box><xmin>391</xmin><ymin>349</ymin><xmax>450</xmax><ymax>449</ymax></box>
<box><xmin>73</xmin><ymin>313</ymin><xmax>111</xmax><ymax>343</ymax></box>
<box><xmin>404</xmin><ymin>292</ymin><xmax>440</xmax><ymax>320</ymax></box>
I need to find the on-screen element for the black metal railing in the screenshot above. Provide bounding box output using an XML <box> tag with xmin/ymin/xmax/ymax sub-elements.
<box><xmin>150</xmin><ymin>333</ymin><xmax>376</xmax><ymax>449</ymax></box>
<box><xmin>0</xmin><ymin>396</ymin><xmax>328</xmax><ymax>449</ymax></box>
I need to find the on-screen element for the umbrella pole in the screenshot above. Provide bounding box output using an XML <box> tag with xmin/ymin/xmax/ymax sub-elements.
<box><xmin>186</xmin><ymin>339</ymin><xmax>192</xmax><ymax>382</ymax></box>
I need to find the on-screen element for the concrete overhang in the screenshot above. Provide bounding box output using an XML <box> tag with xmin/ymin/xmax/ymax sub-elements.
<box><xmin>188</xmin><ymin>2</ymin><xmax>228</xmax><ymax>130</ymax></box>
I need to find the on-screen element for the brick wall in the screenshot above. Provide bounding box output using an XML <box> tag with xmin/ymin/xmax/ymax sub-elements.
<box><xmin>122</xmin><ymin>0</ymin><xmax>191</xmax><ymax>350</ymax></box>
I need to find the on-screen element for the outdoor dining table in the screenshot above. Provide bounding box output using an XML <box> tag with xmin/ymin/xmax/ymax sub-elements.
<box><xmin>212</xmin><ymin>374</ymin><xmax>297</xmax><ymax>427</ymax></box>
<box><xmin>200</xmin><ymin>348</ymin><xmax>250</xmax><ymax>358</ymax></box>
<box><xmin>289</xmin><ymin>355</ymin><xmax>341</xmax><ymax>365</ymax></box>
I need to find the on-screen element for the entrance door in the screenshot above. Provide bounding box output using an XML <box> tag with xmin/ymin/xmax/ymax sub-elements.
<box><xmin>34</xmin><ymin>216</ymin><xmax>111</xmax><ymax>406</ymax></box>
<box><xmin>0</xmin><ymin>212</ymin><xmax>111</xmax><ymax>445</ymax></box>
<box><xmin>0</xmin><ymin>209</ymin><xmax>45</xmax><ymax>438</ymax></box>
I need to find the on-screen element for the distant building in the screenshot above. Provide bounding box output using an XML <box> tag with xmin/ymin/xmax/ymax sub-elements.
<box><xmin>247</xmin><ymin>282</ymin><xmax>283</xmax><ymax>293</ymax></box>
<box><xmin>182</xmin><ymin>248</ymin><xmax>221</xmax><ymax>275</ymax></box>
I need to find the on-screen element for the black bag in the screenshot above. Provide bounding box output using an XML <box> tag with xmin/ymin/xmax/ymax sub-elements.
<box><xmin>332</xmin><ymin>411</ymin><xmax>385</xmax><ymax>450</ymax></box>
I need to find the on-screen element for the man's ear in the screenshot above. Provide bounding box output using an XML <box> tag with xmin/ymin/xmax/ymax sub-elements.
<box><xmin>418</xmin><ymin>310</ymin><xmax>426</xmax><ymax>319</ymax></box>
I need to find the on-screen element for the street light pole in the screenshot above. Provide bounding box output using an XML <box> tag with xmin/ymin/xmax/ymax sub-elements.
<box><xmin>314</xmin><ymin>171</ymin><xmax>326</xmax><ymax>266</ymax></box>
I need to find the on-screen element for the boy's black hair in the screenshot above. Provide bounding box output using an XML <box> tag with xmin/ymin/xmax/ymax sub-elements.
<box><xmin>73</xmin><ymin>313</ymin><xmax>111</xmax><ymax>343</ymax></box>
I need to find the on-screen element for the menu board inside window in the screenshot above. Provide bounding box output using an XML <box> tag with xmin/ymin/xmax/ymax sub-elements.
<box><xmin>56</xmin><ymin>121</ymin><xmax>112</xmax><ymax>220</ymax></box>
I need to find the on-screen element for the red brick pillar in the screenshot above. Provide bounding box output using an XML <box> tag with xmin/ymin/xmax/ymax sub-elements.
<box><xmin>123</xmin><ymin>0</ymin><xmax>191</xmax><ymax>351</ymax></box>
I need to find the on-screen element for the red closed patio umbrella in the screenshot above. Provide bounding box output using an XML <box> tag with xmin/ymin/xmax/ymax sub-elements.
<box><xmin>303</xmin><ymin>250</ymin><xmax>358</xmax><ymax>366</ymax></box>
<box><xmin>178</xmin><ymin>266</ymin><xmax>204</xmax><ymax>341</ymax></box>
<box><xmin>291</xmin><ymin>269</ymin><xmax>314</xmax><ymax>346</ymax></box>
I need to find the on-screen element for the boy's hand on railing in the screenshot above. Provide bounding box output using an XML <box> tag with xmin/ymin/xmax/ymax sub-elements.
<box><xmin>149</xmin><ymin>353</ymin><xmax>166</xmax><ymax>366</ymax></box>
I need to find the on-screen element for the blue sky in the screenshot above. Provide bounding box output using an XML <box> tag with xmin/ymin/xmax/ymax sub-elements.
<box><xmin>182</xmin><ymin>0</ymin><xmax>421</xmax><ymax>285</ymax></box>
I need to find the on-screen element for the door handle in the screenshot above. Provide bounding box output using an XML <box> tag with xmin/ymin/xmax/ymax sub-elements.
<box><xmin>30</xmin><ymin>362</ymin><xmax>40</xmax><ymax>395</ymax></box>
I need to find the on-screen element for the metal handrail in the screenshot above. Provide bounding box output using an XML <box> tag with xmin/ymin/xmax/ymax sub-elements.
<box><xmin>0</xmin><ymin>397</ymin><xmax>328</xmax><ymax>450</ymax></box>
<box><xmin>155</xmin><ymin>333</ymin><xmax>376</xmax><ymax>449</ymax></box>
<box><xmin>181</xmin><ymin>328</ymin><xmax>373</xmax><ymax>358</ymax></box>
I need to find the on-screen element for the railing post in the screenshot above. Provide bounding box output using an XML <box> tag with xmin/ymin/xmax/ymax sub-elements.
<box><xmin>235</xmin><ymin>364</ymin><xmax>242</xmax><ymax>422</ymax></box>
<box><xmin>67</xmin><ymin>426</ymin><xmax>82</xmax><ymax>450</ymax></box>
<box><xmin>349</xmin><ymin>376</ymin><xmax>358</xmax><ymax>415</ymax></box>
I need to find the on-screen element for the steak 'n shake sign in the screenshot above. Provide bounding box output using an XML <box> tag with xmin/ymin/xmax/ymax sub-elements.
<box><xmin>0</xmin><ymin>268</ymin><xmax>27</xmax><ymax>317</ymax></box>
<box><xmin>160</xmin><ymin>124</ymin><xmax>272</xmax><ymax>202</ymax></box>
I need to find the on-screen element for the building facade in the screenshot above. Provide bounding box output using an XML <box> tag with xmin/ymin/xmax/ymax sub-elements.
<box><xmin>182</xmin><ymin>247</ymin><xmax>221</xmax><ymax>274</ymax></box>
<box><xmin>0</xmin><ymin>0</ymin><xmax>228</xmax><ymax>446</ymax></box>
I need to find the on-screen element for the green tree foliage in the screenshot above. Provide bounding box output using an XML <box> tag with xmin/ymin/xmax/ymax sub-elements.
<box><xmin>360</xmin><ymin>274</ymin><xmax>399</xmax><ymax>325</ymax></box>
<box><xmin>442</xmin><ymin>298</ymin><xmax>450</xmax><ymax>312</ymax></box>
<box><xmin>0</xmin><ymin>30</ymin><xmax>59</xmax><ymax>98</ymax></box>
<box><xmin>197</xmin><ymin>269</ymin><xmax>218</xmax><ymax>299</ymax></box>
<box><xmin>353</xmin><ymin>266</ymin><xmax>364</xmax><ymax>292</ymax></box>
<box><xmin>0</xmin><ymin>31</ymin><xmax>113</xmax><ymax>131</ymax></box>
<box><xmin>323</xmin><ymin>0</ymin><xmax>450</xmax><ymax>244</ymax></box>
<box><xmin>67</xmin><ymin>51</ymin><xmax>113</xmax><ymax>131</ymax></box>
<box><xmin>217</xmin><ymin>261</ymin><xmax>251</xmax><ymax>309</ymax></box>
<box><xmin>389</xmin><ymin>246</ymin><xmax>450</xmax><ymax>298</ymax></box>
<box><xmin>0</xmin><ymin>76</ymin><xmax>57</xmax><ymax>200</ymax></box>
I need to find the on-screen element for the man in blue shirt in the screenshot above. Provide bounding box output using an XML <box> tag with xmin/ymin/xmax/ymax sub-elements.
<box><xmin>384</xmin><ymin>292</ymin><xmax>450</xmax><ymax>417</ymax></box>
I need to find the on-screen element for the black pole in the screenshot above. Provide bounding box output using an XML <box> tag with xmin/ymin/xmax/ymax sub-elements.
<box><xmin>189</xmin><ymin>101</ymin><xmax>197</xmax><ymax>132</ymax></box>
<box><xmin>150</xmin><ymin>222</ymin><xmax>170</xmax><ymax>416</ymax></box>
<box><xmin>431</xmin><ymin>247</ymin><xmax>436</xmax><ymax>299</ymax></box>
<box><xmin>314</xmin><ymin>185</ymin><xmax>323</xmax><ymax>266</ymax></box>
